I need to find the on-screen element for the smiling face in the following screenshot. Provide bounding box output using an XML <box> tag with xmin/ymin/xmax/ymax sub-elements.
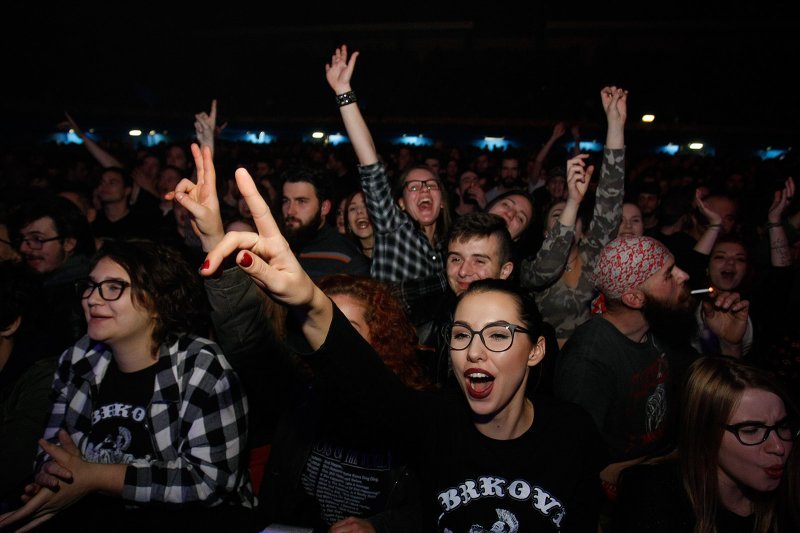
<box><xmin>450</xmin><ymin>290</ymin><xmax>544</xmax><ymax>422</ymax></box>
<box><xmin>446</xmin><ymin>235</ymin><xmax>513</xmax><ymax>295</ymax></box>
<box><xmin>618</xmin><ymin>202</ymin><xmax>644</xmax><ymax>238</ymax></box>
<box><xmin>398</xmin><ymin>167</ymin><xmax>442</xmax><ymax>228</ymax></box>
<box><xmin>718</xmin><ymin>388</ymin><xmax>793</xmax><ymax>496</ymax></box>
<box><xmin>488</xmin><ymin>194</ymin><xmax>533</xmax><ymax>241</ymax></box>
<box><xmin>346</xmin><ymin>192</ymin><xmax>373</xmax><ymax>240</ymax></box>
<box><xmin>82</xmin><ymin>257</ymin><xmax>154</xmax><ymax>356</ymax></box>
<box><xmin>708</xmin><ymin>241</ymin><xmax>747</xmax><ymax>291</ymax></box>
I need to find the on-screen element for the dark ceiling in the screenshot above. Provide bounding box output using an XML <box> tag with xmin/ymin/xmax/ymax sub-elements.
<box><xmin>4</xmin><ymin>3</ymin><xmax>798</xmax><ymax>152</ymax></box>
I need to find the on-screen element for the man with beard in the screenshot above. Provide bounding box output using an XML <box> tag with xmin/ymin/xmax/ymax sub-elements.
<box><xmin>280</xmin><ymin>167</ymin><xmax>369</xmax><ymax>280</ymax></box>
<box><xmin>553</xmin><ymin>236</ymin><xmax>749</xmax><ymax>502</ymax></box>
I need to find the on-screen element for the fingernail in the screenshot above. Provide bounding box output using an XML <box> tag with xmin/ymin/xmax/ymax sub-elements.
<box><xmin>240</xmin><ymin>252</ymin><xmax>253</xmax><ymax>267</ymax></box>
<box><xmin>201</xmin><ymin>260</ymin><xmax>210</xmax><ymax>271</ymax></box>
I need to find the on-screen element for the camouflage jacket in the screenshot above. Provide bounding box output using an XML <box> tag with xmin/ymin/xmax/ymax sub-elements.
<box><xmin>519</xmin><ymin>147</ymin><xmax>625</xmax><ymax>340</ymax></box>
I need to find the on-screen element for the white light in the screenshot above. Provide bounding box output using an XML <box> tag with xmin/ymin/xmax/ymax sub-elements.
<box><xmin>149</xmin><ymin>130</ymin><xmax>156</xmax><ymax>136</ymax></box>
<box><xmin>129</xmin><ymin>129</ymin><xmax>142</xmax><ymax>137</ymax></box>
<box><xmin>312</xmin><ymin>131</ymin><xmax>325</xmax><ymax>139</ymax></box>
<box><xmin>689</xmin><ymin>142</ymin><xmax>704</xmax><ymax>150</ymax></box>
<box><xmin>68</xmin><ymin>129</ymin><xmax>75</xmax><ymax>134</ymax></box>
<box><xmin>641</xmin><ymin>114</ymin><xmax>655</xmax><ymax>123</ymax></box>
<box><xmin>484</xmin><ymin>136</ymin><xmax>505</xmax><ymax>142</ymax></box>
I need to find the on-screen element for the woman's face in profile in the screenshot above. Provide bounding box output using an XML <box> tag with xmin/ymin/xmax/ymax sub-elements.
<box><xmin>717</xmin><ymin>387</ymin><xmax>793</xmax><ymax>494</ymax></box>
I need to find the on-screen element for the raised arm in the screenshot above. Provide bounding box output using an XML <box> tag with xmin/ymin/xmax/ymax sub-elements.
<box><xmin>766</xmin><ymin>176</ymin><xmax>794</xmax><ymax>267</ymax></box>
<box><xmin>200</xmin><ymin>167</ymin><xmax>333</xmax><ymax>350</ymax></box>
<box><xmin>580</xmin><ymin>87</ymin><xmax>627</xmax><ymax>256</ymax></box>
<box><xmin>194</xmin><ymin>99</ymin><xmax>227</xmax><ymax>158</ymax></box>
<box><xmin>519</xmin><ymin>154</ymin><xmax>592</xmax><ymax>288</ymax></box>
<box><xmin>326</xmin><ymin>45</ymin><xmax>378</xmax><ymax>166</ymax></box>
<box><xmin>61</xmin><ymin>112</ymin><xmax>124</xmax><ymax>168</ymax></box>
<box><xmin>692</xmin><ymin>189</ymin><xmax>725</xmax><ymax>254</ymax></box>
<box><xmin>528</xmin><ymin>121</ymin><xmax>567</xmax><ymax>188</ymax></box>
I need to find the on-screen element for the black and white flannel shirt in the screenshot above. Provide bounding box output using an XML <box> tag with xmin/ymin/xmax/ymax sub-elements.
<box><xmin>359</xmin><ymin>162</ymin><xmax>445</xmax><ymax>282</ymax></box>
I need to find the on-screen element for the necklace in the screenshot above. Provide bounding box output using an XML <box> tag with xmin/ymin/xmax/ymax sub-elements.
<box><xmin>564</xmin><ymin>255</ymin><xmax>577</xmax><ymax>272</ymax></box>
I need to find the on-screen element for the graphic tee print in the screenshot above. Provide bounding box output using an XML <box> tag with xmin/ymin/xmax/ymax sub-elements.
<box><xmin>86</xmin><ymin>360</ymin><xmax>156</xmax><ymax>464</ymax></box>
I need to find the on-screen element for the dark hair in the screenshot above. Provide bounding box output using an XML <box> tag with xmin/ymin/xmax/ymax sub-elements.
<box><xmin>318</xmin><ymin>274</ymin><xmax>431</xmax><ymax>391</ymax></box>
<box><xmin>281</xmin><ymin>166</ymin><xmax>334</xmax><ymax>204</ymax></box>
<box><xmin>90</xmin><ymin>239</ymin><xmax>209</xmax><ymax>354</ymax></box>
<box><xmin>458</xmin><ymin>278</ymin><xmax>543</xmax><ymax>338</ymax></box>
<box><xmin>0</xmin><ymin>260</ymin><xmax>37</xmax><ymax>331</ymax></box>
<box><xmin>448</xmin><ymin>212</ymin><xmax>512</xmax><ymax>265</ymax></box>
<box><xmin>8</xmin><ymin>195</ymin><xmax>96</xmax><ymax>257</ymax></box>
<box><xmin>392</xmin><ymin>164</ymin><xmax>452</xmax><ymax>246</ymax></box>
<box><xmin>343</xmin><ymin>189</ymin><xmax>373</xmax><ymax>250</ymax></box>
<box><xmin>102</xmin><ymin>166</ymin><xmax>134</xmax><ymax>188</ymax></box>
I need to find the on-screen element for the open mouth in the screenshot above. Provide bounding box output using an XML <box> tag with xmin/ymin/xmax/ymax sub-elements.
<box><xmin>355</xmin><ymin>218</ymin><xmax>370</xmax><ymax>229</ymax></box>
<box><xmin>464</xmin><ymin>368</ymin><xmax>495</xmax><ymax>399</ymax></box>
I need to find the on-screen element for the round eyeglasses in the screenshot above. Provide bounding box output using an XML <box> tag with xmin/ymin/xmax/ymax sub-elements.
<box><xmin>724</xmin><ymin>421</ymin><xmax>799</xmax><ymax>446</ymax></box>
<box><xmin>404</xmin><ymin>179</ymin><xmax>440</xmax><ymax>192</ymax></box>
<box><xmin>15</xmin><ymin>235</ymin><xmax>62</xmax><ymax>250</ymax></box>
<box><xmin>444</xmin><ymin>322</ymin><xmax>530</xmax><ymax>352</ymax></box>
<box><xmin>75</xmin><ymin>279</ymin><xmax>131</xmax><ymax>302</ymax></box>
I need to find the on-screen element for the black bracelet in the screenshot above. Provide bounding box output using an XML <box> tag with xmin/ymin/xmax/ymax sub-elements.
<box><xmin>765</xmin><ymin>221</ymin><xmax>782</xmax><ymax>229</ymax></box>
<box><xmin>335</xmin><ymin>91</ymin><xmax>357</xmax><ymax>107</ymax></box>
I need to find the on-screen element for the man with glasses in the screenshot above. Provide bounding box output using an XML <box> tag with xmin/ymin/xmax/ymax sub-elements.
<box><xmin>8</xmin><ymin>196</ymin><xmax>96</xmax><ymax>356</ymax></box>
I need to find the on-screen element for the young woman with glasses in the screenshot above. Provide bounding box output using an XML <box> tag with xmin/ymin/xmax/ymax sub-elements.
<box><xmin>326</xmin><ymin>45</ymin><xmax>452</xmax><ymax>283</ymax></box>
<box><xmin>613</xmin><ymin>356</ymin><xmax>799</xmax><ymax>532</ymax></box>
<box><xmin>197</xmin><ymin>165</ymin><xmax>606</xmax><ymax>531</ymax></box>
<box><xmin>0</xmin><ymin>240</ymin><xmax>255</xmax><ymax>531</ymax></box>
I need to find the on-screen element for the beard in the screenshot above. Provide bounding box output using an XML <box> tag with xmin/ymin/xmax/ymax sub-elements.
<box><xmin>283</xmin><ymin>210</ymin><xmax>322</xmax><ymax>251</ymax></box>
<box><xmin>642</xmin><ymin>287</ymin><xmax>699</xmax><ymax>348</ymax></box>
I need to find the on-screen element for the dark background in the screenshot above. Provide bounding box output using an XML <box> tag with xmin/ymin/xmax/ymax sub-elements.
<box><xmin>3</xmin><ymin>2</ymin><xmax>798</xmax><ymax>155</ymax></box>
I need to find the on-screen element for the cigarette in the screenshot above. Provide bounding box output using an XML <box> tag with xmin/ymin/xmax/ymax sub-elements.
<box><xmin>690</xmin><ymin>287</ymin><xmax>715</xmax><ymax>295</ymax></box>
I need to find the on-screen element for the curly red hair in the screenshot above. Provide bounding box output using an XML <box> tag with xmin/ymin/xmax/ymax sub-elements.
<box><xmin>317</xmin><ymin>274</ymin><xmax>431</xmax><ymax>391</ymax></box>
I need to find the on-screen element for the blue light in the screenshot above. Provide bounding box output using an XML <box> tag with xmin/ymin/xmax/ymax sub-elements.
<box><xmin>475</xmin><ymin>137</ymin><xmax>511</xmax><ymax>151</ymax></box>
<box><xmin>566</xmin><ymin>140</ymin><xmax>603</xmax><ymax>152</ymax></box>
<box><xmin>756</xmin><ymin>148</ymin><xmax>788</xmax><ymax>160</ymax></box>
<box><xmin>656</xmin><ymin>143</ymin><xmax>680</xmax><ymax>156</ymax></box>
<box><xmin>328</xmin><ymin>133</ymin><xmax>348</xmax><ymax>146</ymax></box>
<box><xmin>393</xmin><ymin>135</ymin><xmax>433</xmax><ymax>147</ymax></box>
<box><xmin>144</xmin><ymin>132</ymin><xmax>168</xmax><ymax>146</ymax></box>
<box><xmin>243</xmin><ymin>131</ymin><xmax>274</xmax><ymax>144</ymax></box>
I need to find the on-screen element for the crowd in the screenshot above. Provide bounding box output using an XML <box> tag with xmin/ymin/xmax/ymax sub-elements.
<box><xmin>0</xmin><ymin>43</ymin><xmax>798</xmax><ymax>532</ymax></box>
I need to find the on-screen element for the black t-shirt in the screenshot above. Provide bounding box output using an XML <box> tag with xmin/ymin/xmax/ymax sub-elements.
<box><xmin>85</xmin><ymin>359</ymin><xmax>156</xmax><ymax>464</ymax></box>
<box><xmin>311</xmin><ymin>307</ymin><xmax>607</xmax><ymax>532</ymax></box>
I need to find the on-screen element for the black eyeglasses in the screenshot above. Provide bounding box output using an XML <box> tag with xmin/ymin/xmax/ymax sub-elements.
<box><xmin>75</xmin><ymin>279</ymin><xmax>131</xmax><ymax>302</ymax></box>
<box><xmin>724</xmin><ymin>420</ymin><xmax>799</xmax><ymax>446</ymax></box>
<box><xmin>404</xmin><ymin>180</ymin><xmax>440</xmax><ymax>192</ymax></box>
<box><xmin>444</xmin><ymin>322</ymin><xmax>530</xmax><ymax>352</ymax></box>
<box><xmin>15</xmin><ymin>235</ymin><xmax>62</xmax><ymax>250</ymax></box>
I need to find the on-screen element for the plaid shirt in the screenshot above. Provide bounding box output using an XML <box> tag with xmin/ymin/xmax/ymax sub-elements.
<box><xmin>360</xmin><ymin>162</ymin><xmax>445</xmax><ymax>282</ymax></box>
<box><xmin>38</xmin><ymin>334</ymin><xmax>254</xmax><ymax>508</ymax></box>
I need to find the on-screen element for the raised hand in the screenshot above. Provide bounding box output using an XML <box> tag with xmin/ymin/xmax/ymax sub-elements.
<box><xmin>768</xmin><ymin>176</ymin><xmax>795</xmax><ymax>223</ymax></box>
<box><xmin>194</xmin><ymin>99</ymin><xmax>227</xmax><ymax>153</ymax></box>
<box><xmin>601</xmin><ymin>86</ymin><xmax>628</xmax><ymax>126</ymax></box>
<box><xmin>694</xmin><ymin>188</ymin><xmax>724</xmax><ymax>226</ymax></box>
<box><xmin>552</xmin><ymin>121</ymin><xmax>567</xmax><ymax>140</ymax></box>
<box><xmin>325</xmin><ymin>44</ymin><xmax>359</xmax><ymax>94</ymax></box>
<box><xmin>565</xmin><ymin>153</ymin><xmax>594</xmax><ymax>206</ymax></box>
<box><xmin>166</xmin><ymin>143</ymin><xmax>225</xmax><ymax>252</ymax></box>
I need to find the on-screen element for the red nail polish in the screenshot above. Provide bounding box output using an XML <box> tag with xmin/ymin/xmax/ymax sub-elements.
<box><xmin>240</xmin><ymin>252</ymin><xmax>253</xmax><ymax>267</ymax></box>
<box><xmin>201</xmin><ymin>259</ymin><xmax>210</xmax><ymax>271</ymax></box>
